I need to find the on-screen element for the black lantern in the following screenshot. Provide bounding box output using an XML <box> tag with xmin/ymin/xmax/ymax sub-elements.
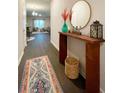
<box><xmin>90</xmin><ymin>20</ymin><xmax>103</xmax><ymax>39</ymax></box>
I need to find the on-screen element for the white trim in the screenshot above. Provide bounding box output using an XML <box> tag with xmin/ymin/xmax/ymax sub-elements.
<box><xmin>51</xmin><ymin>40</ymin><xmax>59</xmax><ymax>51</ymax></box>
<box><xmin>100</xmin><ymin>88</ymin><xmax>105</xmax><ymax>93</ymax></box>
<box><xmin>18</xmin><ymin>51</ymin><xmax>24</xmax><ymax>66</ymax></box>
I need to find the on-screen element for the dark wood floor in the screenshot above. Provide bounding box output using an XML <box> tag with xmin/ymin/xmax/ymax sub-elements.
<box><xmin>18</xmin><ymin>32</ymin><xmax>85</xmax><ymax>93</ymax></box>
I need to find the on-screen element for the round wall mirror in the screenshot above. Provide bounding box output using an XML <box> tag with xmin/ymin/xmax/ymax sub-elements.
<box><xmin>71</xmin><ymin>0</ymin><xmax>91</xmax><ymax>30</ymax></box>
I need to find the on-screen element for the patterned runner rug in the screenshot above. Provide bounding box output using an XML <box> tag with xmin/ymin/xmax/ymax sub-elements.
<box><xmin>19</xmin><ymin>56</ymin><xmax>63</xmax><ymax>93</ymax></box>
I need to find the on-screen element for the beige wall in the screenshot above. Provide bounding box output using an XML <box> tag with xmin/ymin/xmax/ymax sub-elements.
<box><xmin>50</xmin><ymin>0</ymin><xmax>105</xmax><ymax>92</ymax></box>
<box><xmin>44</xmin><ymin>18</ymin><xmax>50</xmax><ymax>27</ymax></box>
<box><xmin>26</xmin><ymin>16</ymin><xmax>34</xmax><ymax>31</ymax></box>
<box><xmin>26</xmin><ymin>16</ymin><xmax>32</xmax><ymax>27</ymax></box>
<box><xmin>18</xmin><ymin>0</ymin><xmax>26</xmax><ymax>65</ymax></box>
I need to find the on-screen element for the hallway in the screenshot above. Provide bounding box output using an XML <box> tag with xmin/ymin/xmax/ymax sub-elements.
<box><xmin>18</xmin><ymin>32</ymin><xmax>85</xmax><ymax>93</ymax></box>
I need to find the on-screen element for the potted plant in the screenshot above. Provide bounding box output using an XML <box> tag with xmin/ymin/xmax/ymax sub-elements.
<box><xmin>61</xmin><ymin>9</ymin><xmax>69</xmax><ymax>32</ymax></box>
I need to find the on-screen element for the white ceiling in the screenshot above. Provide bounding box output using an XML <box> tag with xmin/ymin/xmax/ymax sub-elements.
<box><xmin>26</xmin><ymin>0</ymin><xmax>50</xmax><ymax>17</ymax></box>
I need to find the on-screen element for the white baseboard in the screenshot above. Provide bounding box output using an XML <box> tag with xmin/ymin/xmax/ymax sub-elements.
<box><xmin>18</xmin><ymin>51</ymin><xmax>24</xmax><ymax>66</ymax></box>
<box><xmin>51</xmin><ymin>40</ymin><xmax>59</xmax><ymax>51</ymax></box>
<box><xmin>100</xmin><ymin>88</ymin><xmax>105</xmax><ymax>93</ymax></box>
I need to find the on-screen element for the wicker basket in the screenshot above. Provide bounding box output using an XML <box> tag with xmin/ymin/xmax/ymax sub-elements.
<box><xmin>65</xmin><ymin>57</ymin><xmax>79</xmax><ymax>79</ymax></box>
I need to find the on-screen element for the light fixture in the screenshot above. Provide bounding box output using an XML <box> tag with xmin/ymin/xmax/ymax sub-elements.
<box><xmin>32</xmin><ymin>11</ymin><xmax>38</xmax><ymax>16</ymax></box>
<box><xmin>32</xmin><ymin>11</ymin><xmax>35</xmax><ymax>16</ymax></box>
<box><xmin>35</xmin><ymin>12</ymin><xmax>38</xmax><ymax>16</ymax></box>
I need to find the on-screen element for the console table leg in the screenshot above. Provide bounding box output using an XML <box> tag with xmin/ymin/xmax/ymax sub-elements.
<box><xmin>86</xmin><ymin>43</ymin><xmax>100</xmax><ymax>93</ymax></box>
<box><xmin>59</xmin><ymin>34</ymin><xmax>67</xmax><ymax>64</ymax></box>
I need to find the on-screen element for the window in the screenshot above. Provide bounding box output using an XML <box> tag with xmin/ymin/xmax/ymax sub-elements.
<box><xmin>34</xmin><ymin>20</ymin><xmax>45</xmax><ymax>29</ymax></box>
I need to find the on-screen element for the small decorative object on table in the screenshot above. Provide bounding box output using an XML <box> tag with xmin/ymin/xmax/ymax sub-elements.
<box><xmin>71</xmin><ymin>26</ymin><xmax>82</xmax><ymax>35</ymax></box>
<box><xmin>61</xmin><ymin>9</ymin><xmax>69</xmax><ymax>32</ymax></box>
<box><xmin>90</xmin><ymin>20</ymin><xmax>103</xmax><ymax>39</ymax></box>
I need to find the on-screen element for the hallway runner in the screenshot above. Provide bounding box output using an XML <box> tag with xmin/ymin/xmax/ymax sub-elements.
<box><xmin>19</xmin><ymin>56</ymin><xmax>63</xmax><ymax>93</ymax></box>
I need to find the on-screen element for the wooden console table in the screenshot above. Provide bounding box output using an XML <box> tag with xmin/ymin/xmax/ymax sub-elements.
<box><xmin>59</xmin><ymin>32</ymin><xmax>105</xmax><ymax>93</ymax></box>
